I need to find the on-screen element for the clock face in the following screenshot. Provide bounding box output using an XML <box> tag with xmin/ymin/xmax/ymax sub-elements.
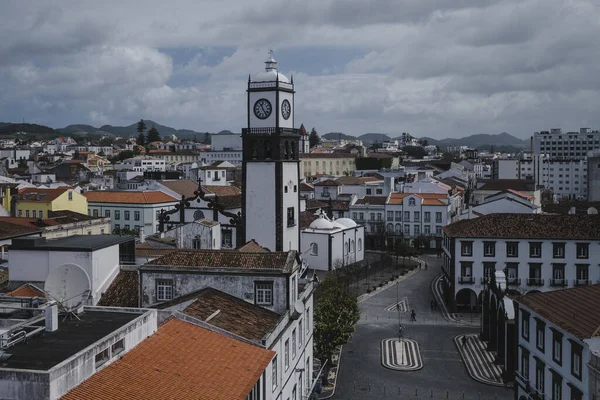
<box><xmin>253</xmin><ymin>98</ymin><xmax>272</xmax><ymax>119</ymax></box>
<box><xmin>281</xmin><ymin>99</ymin><xmax>291</xmax><ymax>120</ymax></box>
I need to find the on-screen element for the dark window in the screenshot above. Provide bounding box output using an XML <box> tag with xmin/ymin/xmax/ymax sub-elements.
<box><xmin>570</xmin><ymin>386</ymin><xmax>583</xmax><ymax>400</ymax></box>
<box><xmin>287</xmin><ymin>207</ymin><xmax>295</xmax><ymax>227</ymax></box>
<box><xmin>530</xmin><ymin>242</ymin><xmax>542</xmax><ymax>258</ymax></box>
<box><xmin>124</xmin><ymin>211</ymin><xmax>130</xmax><ymax>221</ymax></box>
<box><xmin>95</xmin><ymin>347</ymin><xmax>110</xmax><ymax>368</ymax></box>
<box><xmin>506</xmin><ymin>242</ymin><xmax>519</xmax><ymax>257</ymax></box>
<box><xmin>552</xmin><ymin>329</ymin><xmax>562</xmax><ymax>365</ymax></box>
<box><xmin>576</xmin><ymin>243</ymin><xmax>589</xmax><ymax>259</ymax></box>
<box><xmin>134</xmin><ymin>211</ymin><xmax>140</xmax><ymax>221</ymax></box>
<box><xmin>522</xmin><ymin>311</ymin><xmax>530</xmax><ymax>341</ymax></box>
<box><xmin>551</xmin><ymin>371</ymin><xmax>562</xmax><ymax>400</ymax></box>
<box><xmin>366</xmin><ymin>189</ymin><xmax>372</xmax><ymax>195</ymax></box>
<box><xmin>536</xmin><ymin>319</ymin><xmax>545</xmax><ymax>352</ymax></box>
<box><xmin>483</xmin><ymin>241</ymin><xmax>495</xmax><ymax>257</ymax></box>
<box><xmin>255</xmin><ymin>281</ymin><xmax>273</xmax><ymax>305</ymax></box>
<box><xmin>535</xmin><ymin>358</ymin><xmax>545</xmax><ymax>393</ymax></box>
<box><xmin>105</xmin><ymin>210</ymin><xmax>110</xmax><ymax>218</ymax></box>
<box><xmin>483</xmin><ymin>262</ymin><xmax>495</xmax><ymax>280</ymax></box>
<box><xmin>570</xmin><ymin>341</ymin><xmax>582</xmax><ymax>380</ymax></box>
<box><xmin>111</xmin><ymin>338</ymin><xmax>125</xmax><ymax>356</ymax></box>
<box><xmin>520</xmin><ymin>348</ymin><xmax>529</xmax><ymax>380</ymax></box>
<box><xmin>461</xmin><ymin>241</ymin><xmax>473</xmax><ymax>256</ymax></box>
<box><xmin>553</xmin><ymin>242</ymin><xmax>565</xmax><ymax>258</ymax></box>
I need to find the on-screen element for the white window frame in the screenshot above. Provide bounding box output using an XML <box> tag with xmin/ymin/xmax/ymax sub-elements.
<box><xmin>255</xmin><ymin>282</ymin><xmax>273</xmax><ymax>305</ymax></box>
<box><xmin>284</xmin><ymin>339</ymin><xmax>290</xmax><ymax>370</ymax></box>
<box><xmin>156</xmin><ymin>279</ymin><xmax>173</xmax><ymax>301</ymax></box>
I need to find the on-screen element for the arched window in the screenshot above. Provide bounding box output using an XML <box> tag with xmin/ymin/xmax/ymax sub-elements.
<box><xmin>310</xmin><ymin>242</ymin><xmax>318</xmax><ymax>256</ymax></box>
<box><xmin>395</xmin><ymin>223</ymin><xmax>402</xmax><ymax>234</ymax></box>
<box><xmin>290</xmin><ymin>141</ymin><xmax>296</xmax><ymax>158</ymax></box>
<box><xmin>344</xmin><ymin>242</ymin><xmax>349</xmax><ymax>254</ymax></box>
<box><xmin>358</xmin><ymin>238</ymin><xmax>362</xmax><ymax>251</ymax></box>
<box><xmin>408</xmin><ymin>198</ymin><xmax>416</xmax><ymax>206</ymax></box>
<box><xmin>351</xmin><ymin>240</ymin><xmax>355</xmax><ymax>252</ymax></box>
<box><xmin>386</xmin><ymin>223</ymin><xmax>393</xmax><ymax>233</ymax></box>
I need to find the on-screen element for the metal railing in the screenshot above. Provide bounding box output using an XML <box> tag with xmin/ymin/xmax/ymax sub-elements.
<box><xmin>550</xmin><ymin>279</ymin><xmax>567</xmax><ymax>287</ymax></box>
<box><xmin>459</xmin><ymin>276</ymin><xmax>475</xmax><ymax>284</ymax></box>
<box><xmin>527</xmin><ymin>278</ymin><xmax>544</xmax><ymax>286</ymax></box>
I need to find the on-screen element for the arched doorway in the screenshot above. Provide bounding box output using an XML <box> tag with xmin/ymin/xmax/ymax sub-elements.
<box><xmin>456</xmin><ymin>288</ymin><xmax>477</xmax><ymax>313</ymax></box>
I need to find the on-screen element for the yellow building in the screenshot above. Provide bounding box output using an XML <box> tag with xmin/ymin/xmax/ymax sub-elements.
<box><xmin>300</xmin><ymin>153</ymin><xmax>358</xmax><ymax>178</ymax></box>
<box><xmin>17</xmin><ymin>187</ymin><xmax>88</xmax><ymax>219</ymax></box>
<box><xmin>0</xmin><ymin>184</ymin><xmax>15</xmax><ymax>215</ymax></box>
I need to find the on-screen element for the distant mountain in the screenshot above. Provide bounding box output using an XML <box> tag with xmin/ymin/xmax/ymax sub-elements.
<box><xmin>322</xmin><ymin>132</ymin><xmax>355</xmax><ymax>140</ymax></box>
<box><xmin>58</xmin><ymin>120</ymin><xmax>210</xmax><ymax>141</ymax></box>
<box><xmin>0</xmin><ymin>123</ymin><xmax>56</xmax><ymax>137</ymax></box>
<box><xmin>216</xmin><ymin>130</ymin><xmax>234</xmax><ymax>135</ymax></box>
<box><xmin>404</xmin><ymin>132</ymin><xmax>529</xmax><ymax>151</ymax></box>
<box><xmin>357</xmin><ymin>133</ymin><xmax>392</xmax><ymax>145</ymax></box>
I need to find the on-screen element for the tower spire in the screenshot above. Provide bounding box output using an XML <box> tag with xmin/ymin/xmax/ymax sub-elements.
<box><xmin>265</xmin><ymin>49</ymin><xmax>277</xmax><ymax>71</ymax></box>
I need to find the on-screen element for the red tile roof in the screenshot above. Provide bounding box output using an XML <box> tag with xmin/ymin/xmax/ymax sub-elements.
<box><xmin>143</xmin><ymin>249</ymin><xmax>295</xmax><ymax>273</ymax></box>
<box><xmin>97</xmin><ymin>270</ymin><xmax>139</xmax><ymax>308</ymax></box>
<box><xmin>236</xmin><ymin>240</ymin><xmax>268</xmax><ymax>253</ymax></box>
<box><xmin>314</xmin><ymin>179</ymin><xmax>339</xmax><ymax>187</ymax></box>
<box><xmin>61</xmin><ymin>318</ymin><xmax>274</xmax><ymax>400</ymax></box>
<box><xmin>18</xmin><ymin>187</ymin><xmax>72</xmax><ymax>202</ymax></box>
<box><xmin>84</xmin><ymin>191</ymin><xmax>177</xmax><ymax>204</ymax></box>
<box><xmin>4</xmin><ymin>284</ymin><xmax>45</xmax><ymax>298</ymax></box>
<box><xmin>158</xmin><ymin>288</ymin><xmax>281</xmax><ymax>341</ymax></box>
<box><xmin>443</xmin><ymin>214</ymin><xmax>600</xmax><ymax>240</ymax></box>
<box><xmin>387</xmin><ymin>193</ymin><xmax>447</xmax><ymax>206</ymax></box>
<box><xmin>517</xmin><ymin>284</ymin><xmax>600</xmax><ymax>339</ymax></box>
<box><xmin>0</xmin><ymin>221</ymin><xmax>42</xmax><ymax>240</ymax></box>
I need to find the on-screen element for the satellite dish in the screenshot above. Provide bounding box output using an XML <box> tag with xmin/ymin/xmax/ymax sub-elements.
<box><xmin>588</xmin><ymin>207</ymin><xmax>598</xmax><ymax>215</ymax></box>
<box><xmin>44</xmin><ymin>264</ymin><xmax>91</xmax><ymax>312</ymax></box>
<box><xmin>294</xmin><ymin>299</ymin><xmax>305</xmax><ymax>315</ymax></box>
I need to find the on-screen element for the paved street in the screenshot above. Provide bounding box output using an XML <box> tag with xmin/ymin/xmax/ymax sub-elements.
<box><xmin>332</xmin><ymin>254</ymin><xmax>512</xmax><ymax>400</ymax></box>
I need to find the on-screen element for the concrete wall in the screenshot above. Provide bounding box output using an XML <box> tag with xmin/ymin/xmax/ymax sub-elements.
<box><xmin>282</xmin><ymin>162</ymin><xmax>299</xmax><ymax>252</ymax></box>
<box><xmin>140</xmin><ymin>270</ymin><xmax>289</xmax><ymax>314</ymax></box>
<box><xmin>588</xmin><ymin>155</ymin><xmax>600</xmax><ymax>201</ymax></box>
<box><xmin>162</xmin><ymin>221</ymin><xmax>220</xmax><ymax>250</ymax></box>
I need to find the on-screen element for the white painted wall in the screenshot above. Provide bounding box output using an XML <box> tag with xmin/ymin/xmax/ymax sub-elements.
<box><xmin>249</xmin><ymin>92</ymin><xmax>277</xmax><ymax>129</ymax></box>
<box><xmin>278</xmin><ymin>91</ymin><xmax>294</xmax><ymax>129</ymax></box>
<box><xmin>246</xmin><ymin>163</ymin><xmax>276</xmax><ymax>250</ymax></box>
<box><xmin>282</xmin><ymin>162</ymin><xmax>299</xmax><ymax>251</ymax></box>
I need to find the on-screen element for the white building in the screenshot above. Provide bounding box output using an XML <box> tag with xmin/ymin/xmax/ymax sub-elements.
<box><xmin>8</xmin><ymin>235</ymin><xmax>136</xmax><ymax>303</ymax></box>
<box><xmin>532</xmin><ymin>128</ymin><xmax>600</xmax><ymax>160</ymax></box>
<box><xmin>242</xmin><ymin>53</ymin><xmax>299</xmax><ymax>252</ymax></box>
<box><xmin>198</xmin><ymin>161</ymin><xmax>236</xmax><ymax>186</ymax></box>
<box><xmin>138</xmin><ymin>247</ymin><xmax>314</xmax><ymax>400</ymax></box>
<box><xmin>515</xmin><ymin>286</ymin><xmax>600</xmax><ymax>400</ymax></box>
<box><xmin>84</xmin><ymin>190</ymin><xmax>178</xmax><ymax>235</ymax></box>
<box><xmin>441</xmin><ymin>214</ymin><xmax>600</xmax><ymax>311</ymax></box>
<box><xmin>460</xmin><ymin>190</ymin><xmax>541</xmax><ymax>219</ymax></box>
<box><xmin>115</xmin><ymin>156</ymin><xmax>166</xmax><ymax>172</ymax></box>
<box><xmin>203</xmin><ymin>134</ymin><xmax>243</xmax><ymax>166</ymax></box>
<box><xmin>530</xmin><ymin>155</ymin><xmax>588</xmax><ymax>200</ymax></box>
<box><xmin>301</xmin><ymin>210</ymin><xmax>365</xmax><ymax>271</ymax></box>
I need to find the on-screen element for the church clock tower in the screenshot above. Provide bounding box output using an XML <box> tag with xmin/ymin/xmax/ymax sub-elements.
<box><xmin>242</xmin><ymin>52</ymin><xmax>300</xmax><ymax>252</ymax></box>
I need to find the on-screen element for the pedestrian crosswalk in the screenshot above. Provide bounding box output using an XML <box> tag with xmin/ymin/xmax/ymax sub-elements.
<box><xmin>381</xmin><ymin>338</ymin><xmax>423</xmax><ymax>371</ymax></box>
<box><xmin>386</xmin><ymin>297</ymin><xmax>409</xmax><ymax>312</ymax></box>
<box><xmin>454</xmin><ymin>334</ymin><xmax>504</xmax><ymax>386</ymax></box>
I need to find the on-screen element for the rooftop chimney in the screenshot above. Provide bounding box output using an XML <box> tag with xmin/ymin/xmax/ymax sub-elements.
<box><xmin>45</xmin><ymin>304</ymin><xmax>58</xmax><ymax>332</ymax></box>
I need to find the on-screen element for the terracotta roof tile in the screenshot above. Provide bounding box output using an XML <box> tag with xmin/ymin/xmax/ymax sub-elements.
<box><xmin>4</xmin><ymin>284</ymin><xmax>45</xmax><ymax>298</ymax></box>
<box><xmin>506</xmin><ymin>189</ymin><xmax>535</xmax><ymax>200</ymax></box>
<box><xmin>387</xmin><ymin>193</ymin><xmax>449</xmax><ymax>205</ymax></box>
<box><xmin>160</xmin><ymin>179</ymin><xmax>198</xmax><ymax>198</ymax></box>
<box><xmin>314</xmin><ymin>179</ymin><xmax>339</xmax><ymax>187</ymax></box>
<box><xmin>477</xmin><ymin>179</ymin><xmax>535</xmax><ymax>192</ymax></box>
<box><xmin>158</xmin><ymin>288</ymin><xmax>281</xmax><ymax>341</ymax></box>
<box><xmin>237</xmin><ymin>240</ymin><xmax>268</xmax><ymax>253</ymax></box>
<box><xmin>18</xmin><ymin>187</ymin><xmax>72</xmax><ymax>202</ymax></box>
<box><xmin>299</xmin><ymin>211</ymin><xmax>318</xmax><ymax>229</ymax></box>
<box><xmin>517</xmin><ymin>284</ymin><xmax>600</xmax><ymax>339</ymax></box>
<box><xmin>299</xmin><ymin>182</ymin><xmax>314</xmax><ymax>191</ymax></box>
<box><xmin>443</xmin><ymin>214</ymin><xmax>600</xmax><ymax>240</ymax></box>
<box><xmin>97</xmin><ymin>270</ymin><xmax>139</xmax><ymax>308</ymax></box>
<box><xmin>0</xmin><ymin>221</ymin><xmax>42</xmax><ymax>240</ymax></box>
<box><xmin>61</xmin><ymin>318</ymin><xmax>274</xmax><ymax>400</ymax></box>
<box><xmin>305</xmin><ymin>199</ymin><xmax>328</xmax><ymax>210</ymax></box>
<box><xmin>84</xmin><ymin>191</ymin><xmax>177</xmax><ymax>204</ymax></box>
<box><xmin>143</xmin><ymin>249</ymin><xmax>295</xmax><ymax>273</ymax></box>
<box><xmin>354</xmin><ymin>196</ymin><xmax>387</xmax><ymax>206</ymax></box>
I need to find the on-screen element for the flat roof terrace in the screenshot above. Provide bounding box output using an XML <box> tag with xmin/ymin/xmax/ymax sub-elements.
<box><xmin>0</xmin><ymin>310</ymin><xmax>140</xmax><ymax>371</ymax></box>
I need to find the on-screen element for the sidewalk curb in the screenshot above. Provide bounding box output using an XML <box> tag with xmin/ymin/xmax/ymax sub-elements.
<box><xmin>357</xmin><ymin>268</ymin><xmax>419</xmax><ymax>304</ymax></box>
<box><xmin>318</xmin><ymin>345</ymin><xmax>343</xmax><ymax>400</ymax></box>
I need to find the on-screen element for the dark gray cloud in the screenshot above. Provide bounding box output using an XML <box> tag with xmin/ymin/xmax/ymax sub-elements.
<box><xmin>0</xmin><ymin>0</ymin><xmax>599</xmax><ymax>138</ymax></box>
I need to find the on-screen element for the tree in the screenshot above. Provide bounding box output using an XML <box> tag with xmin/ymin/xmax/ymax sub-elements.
<box><xmin>402</xmin><ymin>145</ymin><xmax>427</xmax><ymax>159</ymax></box>
<box><xmin>314</xmin><ymin>274</ymin><xmax>360</xmax><ymax>385</ymax></box>
<box><xmin>136</xmin><ymin>119</ymin><xmax>147</xmax><ymax>146</ymax></box>
<box><xmin>421</xmin><ymin>139</ymin><xmax>429</xmax><ymax>147</ymax></box>
<box><xmin>309</xmin><ymin>127</ymin><xmax>320</xmax><ymax>148</ymax></box>
<box><xmin>147</xmin><ymin>125</ymin><xmax>161</xmax><ymax>143</ymax></box>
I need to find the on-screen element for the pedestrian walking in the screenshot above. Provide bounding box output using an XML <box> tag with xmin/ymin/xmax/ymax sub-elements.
<box><xmin>462</xmin><ymin>336</ymin><xmax>468</xmax><ymax>347</ymax></box>
<box><xmin>425</xmin><ymin>262</ymin><xmax>428</xmax><ymax>270</ymax></box>
<box><xmin>410</xmin><ymin>309</ymin><xmax>416</xmax><ymax>322</ymax></box>
<box><xmin>398</xmin><ymin>324</ymin><xmax>404</xmax><ymax>339</ymax></box>
<box><xmin>430</xmin><ymin>299</ymin><xmax>434</xmax><ymax>311</ymax></box>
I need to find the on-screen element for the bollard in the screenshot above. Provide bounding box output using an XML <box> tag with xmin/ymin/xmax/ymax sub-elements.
<box><xmin>415</xmin><ymin>387</ymin><xmax>418</xmax><ymax>396</ymax></box>
<box><xmin>398</xmin><ymin>386</ymin><xmax>401</xmax><ymax>395</ymax></box>
<box><xmin>463</xmin><ymin>391</ymin><xmax>465</xmax><ymax>400</ymax></box>
<box><xmin>446</xmin><ymin>390</ymin><xmax>449</xmax><ymax>399</ymax></box>
<box><xmin>478</xmin><ymin>392</ymin><xmax>481</xmax><ymax>400</ymax></box>
<box><xmin>368</xmin><ymin>381</ymin><xmax>371</xmax><ymax>392</ymax></box>
<box><xmin>430</xmin><ymin>388</ymin><xmax>433</xmax><ymax>398</ymax></box>
<box><xmin>384</xmin><ymin>385</ymin><xmax>386</xmax><ymax>396</ymax></box>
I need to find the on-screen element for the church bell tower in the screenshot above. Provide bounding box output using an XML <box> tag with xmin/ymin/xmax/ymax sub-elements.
<box><xmin>242</xmin><ymin>52</ymin><xmax>300</xmax><ymax>252</ymax></box>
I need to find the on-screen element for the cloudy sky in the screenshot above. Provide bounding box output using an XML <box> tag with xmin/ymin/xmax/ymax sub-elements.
<box><xmin>1</xmin><ymin>0</ymin><xmax>599</xmax><ymax>139</ymax></box>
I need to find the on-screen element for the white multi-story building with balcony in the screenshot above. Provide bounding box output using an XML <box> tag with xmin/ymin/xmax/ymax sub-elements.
<box><xmin>115</xmin><ymin>156</ymin><xmax>166</xmax><ymax>172</ymax></box>
<box><xmin>441</xmin><ymin>213</ymin><xmax>600</xmax><ymax>312</ymax></box>
<box><xmin>514</xmin><ymin>286</ymin><xmax>600</xmax><ymax>400</ymax></box>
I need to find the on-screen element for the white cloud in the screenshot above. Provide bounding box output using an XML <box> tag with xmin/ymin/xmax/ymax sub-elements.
<box><xmin>0</xmin><ymin>0</ymin><xmax>599</xmax><ymax>138</ymax></box>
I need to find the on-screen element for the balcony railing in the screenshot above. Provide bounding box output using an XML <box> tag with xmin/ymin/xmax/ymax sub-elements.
<box><xmin>527</xmin><ymin>278</ymin><xmax>544</xmax><ymax>286</ymax></box>
<box><xmin>550</xmin><ymin>279</ymin><xmax>568</xmax><ymax>287</ymax></box>
<box><xmin>459</xmin><ymin>276</ymin><xmax>475</xmax><ymax>284</ymax></box>
<box><xmin>574</xmin><ymin>279</ymin><xmax>591</xmax><ymax>286</ymax></box>
<box><xmin>507</xmin><ymin>277</ymin><xmax>521</xmax><ymax>285</ymax></box>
